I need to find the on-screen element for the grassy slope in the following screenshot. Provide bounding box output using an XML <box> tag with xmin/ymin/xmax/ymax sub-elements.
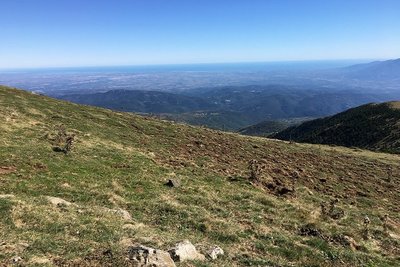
<box><xmin>273</xmin><ymin>102</ymin><xmax>400</xmax><ymax>154</ymax></box>
<box><xmin>0</xmin><ymin>86</ymin><xmax>399</xmax><ymax>266</ymax></box>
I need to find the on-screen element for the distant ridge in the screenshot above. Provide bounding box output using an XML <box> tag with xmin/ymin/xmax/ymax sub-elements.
<box><xmin>272</xmin><ymin>101</ymin><xmax>400</xmax><ymax>153</ymax></box>
<box><xmin>340</xmin><ymin>58</ymin><xmax>400</xmax><ymax>80</ymax></box>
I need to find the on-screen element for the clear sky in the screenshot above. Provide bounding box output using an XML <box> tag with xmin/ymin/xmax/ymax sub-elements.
<box><xmin>1</xmin><ymin>0</ymin><xmax>399</xmax><ymax>68</ymax></box>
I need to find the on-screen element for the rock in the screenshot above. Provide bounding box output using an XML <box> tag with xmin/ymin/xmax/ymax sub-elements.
<box><xmin>46</xmin><ymin>196</ymin><xmax>75</xmax><ymax>207</ymax></box>
<box><xmin>61</xmin><ymin>183</ymin><xmax>71</xmax><ymax>189</ymax></box>
<box><xmin>277</xmin><ymin>186</ymin><xmax>294</xmax><ymax>195</ymax></box>
<box><xmin>168</xmin><ymin>240</ymin><xmax>205</xmax><ymax>262</ymax></box>
<box><xmin>127</xmin><ymin>245</ymin><xmax>176</xmax><ymax>267</ymax></box>
<box><xmin>12</xmin><ymin>256</ymin><xmax>22</xmax><ymax>264</ymax></box>
<box><xmin>165</xmin><ymin>179</ymin><xmax>181</xmax><ymax>188</ymax></box>
<box><xmin>116</xmin><ymin>208</ymin><xmax>132</xmax><ymax>221</ymax></box>
<box><xmin>299</xmin><ymin>224</ymin><xmax>323</xmax><ymax>237</ymax></box>
<box><xmin>206</xmin><ymin>245</ymin><xmax>224</xmax><ymax>260</ymax></box>
<box><xmin>103</xmin><ymin>207</ymin><xmax>132</xmax><ymax>221</ymax></box>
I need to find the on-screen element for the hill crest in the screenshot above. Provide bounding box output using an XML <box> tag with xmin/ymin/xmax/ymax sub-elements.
<box><xmin>273</xmin><ymin>101</ymin><xmax>400</xmax><ymax>153</ymax></box>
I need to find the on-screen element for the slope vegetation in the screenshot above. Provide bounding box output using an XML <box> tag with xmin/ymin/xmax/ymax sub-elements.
<box><xmin>273</xmin><ymin>102</ymin><xmax>400</xmax><ymax>154</ymax></box>
<box><xmin>0</xmin><ymin>85</ymin><xmax>399</xmax><ymax>266</ymax></box>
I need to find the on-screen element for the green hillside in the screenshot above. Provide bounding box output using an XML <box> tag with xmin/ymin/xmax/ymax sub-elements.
<box><xmin>273</xmin><ymin>102</ymin><xmax>400</xmax><ymax>154</ymax></box>
<box><xmin>0</xmin><ymin>85</ymin><xmax>399</xmax><ymax>266</ymax></box>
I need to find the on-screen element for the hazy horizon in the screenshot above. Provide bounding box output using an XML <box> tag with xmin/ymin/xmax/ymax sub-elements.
<box><xmin>0</xmin><ymin>58</ymin><xmax>385</xmax><ymax>72</ymax></box>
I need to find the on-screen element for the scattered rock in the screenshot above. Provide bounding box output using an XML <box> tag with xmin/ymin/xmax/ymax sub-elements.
<box><xmin>102</xmin><ymin>249</ymin><xmax>113</xmax><ymax>258</ymax></box>
<box><xmin>46</xmin><ymin>196</ymin><xmax>75</xmax><ymax>207</ymax></box>
<box><xmin>168</xmin><ymin>240</ymin><xmax>205</xmax><ymax>262</ymax></box>
<box><xmin>12</xmin><ymin>256</ymin><xmax>22</xmax><ymax>264</ymax></box>
<box><xmin>127</xmin><ymin>245</ymin><xmax>176</xmax><ymax>267</ymax></box>
<box><xmin>276</xmin><ymin>186</ymin><xmax>294</xmax><ymax>196</ymax></box>
<box><xmin>116</xmin><ymin>208</ymin><xmax>132</xmax><ymax>221</ymax></box>
<box><xmin>206</xmin><ymin>245</ymin><xmax>224</xmax><ymax>260</ymax></box>
<box><xmin>102</xmin><ymin>207</ymin><xmax>132</xmax><ymax>221</ymax></box>
<box><xmin>165</xmin><ymin>179</ymin><xmax>181</xmax><ymax>188</ymax></box>
<box><xmin>299</xmin><ymin>224</ymin><xmax>323</xmax><ymax>237</ymax></box>
<box><xmin>61</xmin><ymin>183</ymin><xmax>71</xmax><ymax>189</ymax></box>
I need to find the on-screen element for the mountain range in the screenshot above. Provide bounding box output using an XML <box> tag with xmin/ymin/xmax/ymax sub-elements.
<box><xmin>339</xmin><ymin>58</ymin><xmax>400</xmax><ymax>81</ymax></box>
<box><xmin>53</xmin><ymin>59</ymin><xmax>400</xmax><ymax>131</ymax></box>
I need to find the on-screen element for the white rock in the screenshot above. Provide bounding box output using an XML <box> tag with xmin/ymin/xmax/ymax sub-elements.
<box><xmin>207</xmin><ymin>245</ymin><xmax>224</xmax><ymax>260</ymax></box>
<box><xmin>168</xmin><ymin>240</ymin><xmax>205</xmax><ymax>262</ymax></box>
<box><xmin>46</xmin><ymin>196</ymin><xmax>75</xmax><ymax>207</ymax></box>
<box><xmin>12</xmin><ymin>256</ymin><xmax>22</xmax><ymax>263</ymax></box>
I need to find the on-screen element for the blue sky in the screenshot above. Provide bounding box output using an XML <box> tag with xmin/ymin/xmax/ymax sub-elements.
<box><xmin>1</xmin><ymin>0</ymin><xmax>399</xmax><ymax>68</ymax></box>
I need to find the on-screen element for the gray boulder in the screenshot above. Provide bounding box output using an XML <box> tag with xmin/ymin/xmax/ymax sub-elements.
<box><xmin>127</xmin><ymin>245</ymin><xmax>176</xmax><ymax>267</ymax></box>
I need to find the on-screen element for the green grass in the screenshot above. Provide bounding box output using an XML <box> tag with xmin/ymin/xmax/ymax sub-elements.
<box><xmin>0</xmin><ymin>85</ymin><xmax>399</xmax><ymax>266</ymax></box>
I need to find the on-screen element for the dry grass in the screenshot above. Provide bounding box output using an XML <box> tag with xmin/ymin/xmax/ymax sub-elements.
<box><xmin>0</xmin><ymin>86</ymin><xmax>399</xmax><ymax>266</ymax></box>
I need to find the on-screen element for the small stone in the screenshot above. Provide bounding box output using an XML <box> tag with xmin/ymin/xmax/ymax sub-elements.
<box><xmin>12</xmin><ymin>256</ymin><xmax>22</xmax><ymax>264</ymax></box>
<box><xmin>116</xmin><ymin>208</ymin><xmax>132</xmax><ymax>221</ymax></box>
<box><xmin>46</xmin><ymin>196</ymin><xmax>75</xmax><ymax>207</ymax></box>
<box><xmin>127</xmin><ymin>245</ymin><xmax>176</xmax><ymax>267</ymax></box>
<box><xmin>103</xmin><ymin>207</ymin><xmax>132</xmax><ymax>221</ymax></box>
<box><xmin>165</xmin><ymin>179</ymin><xmax>181</xmax><ymax>188</ymax></box>
<box><xmin>207</xmin><ymin>245</ymin><xmax>224</xmax><ymax>260</ymax></box>
<box><xmin>168</xmin><ymin>240</ymin><xmax>205</xmax><ymax>262</ymax></box>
